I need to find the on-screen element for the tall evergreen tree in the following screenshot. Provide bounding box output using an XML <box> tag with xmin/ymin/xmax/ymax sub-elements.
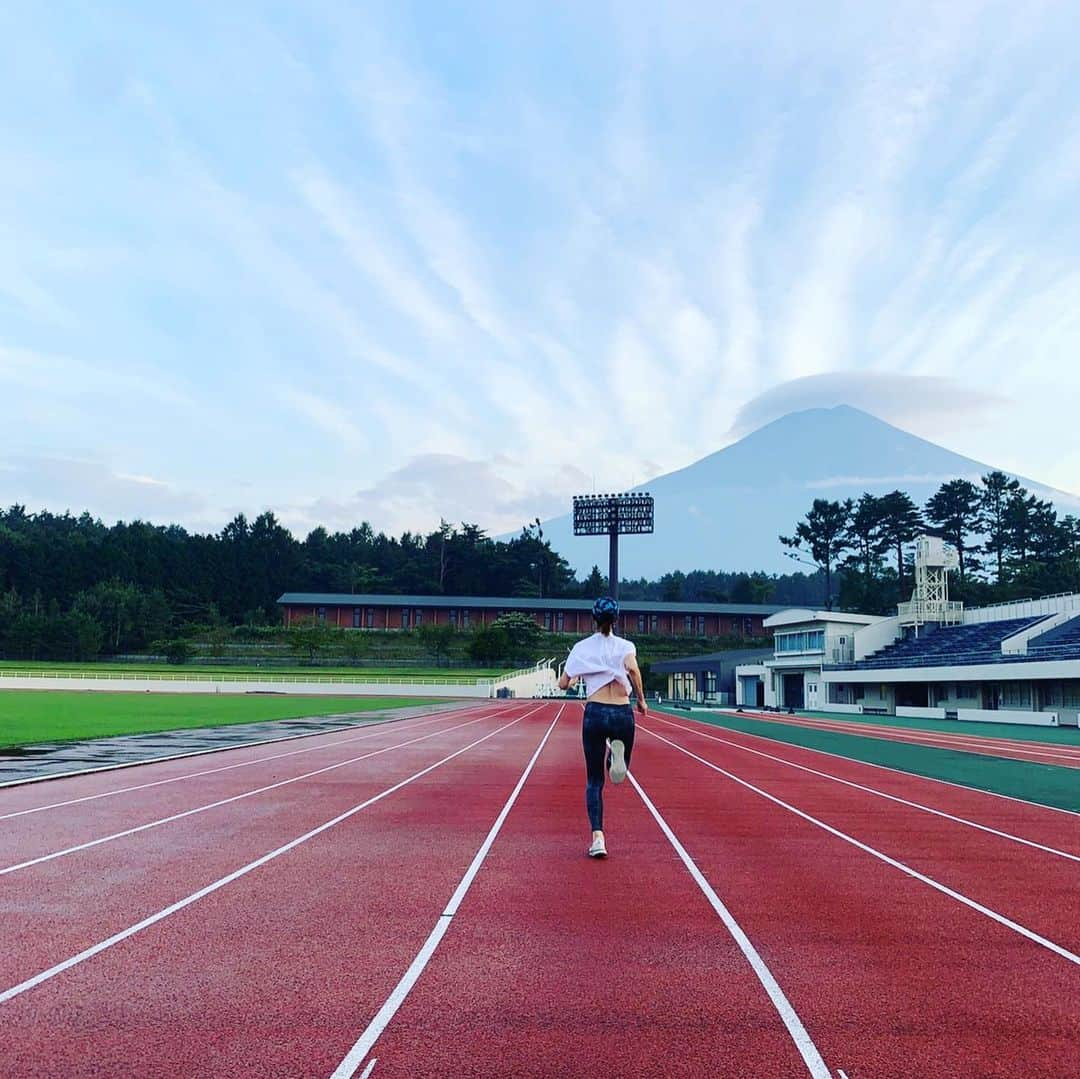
<box><xmin>980</xmin><ymin>471</ymin><xmax>1021</xmax><ymax>585</ymax></box>
<box><xmin>877</xmin><ymin>490</ymin><xmax>923</xmax><ymax>598</ymax></box>
<box><xmin>780</xmin><ymin>499</ymin><xmax>854</xmax><ymax>610</ymax></box>
<box><xmin>924</xmin><ymin>479</ymin><xmax>981</xmax><ymax>584</ymax></box>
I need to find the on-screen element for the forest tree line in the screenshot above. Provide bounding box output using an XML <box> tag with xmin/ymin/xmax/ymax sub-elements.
<box><xmin>781</xmin><ymin>471</ymin><xmax>1080</xmax><ymax>612</ymax></box>
<box><xmin>0</xmin><ymin>506</ymin><xmax>821</xmax><ymax>661</ymax></box>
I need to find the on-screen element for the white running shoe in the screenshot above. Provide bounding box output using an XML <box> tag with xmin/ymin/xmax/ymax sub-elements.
<box><xmin>588</xmin><ymin>836</ymin><xmax>607</xmax><ymax>858</ymax></box>
<box><xmin>608</xmin><ymin>739</ymin><xmax>627</xmax><ymax>784</ymax></box>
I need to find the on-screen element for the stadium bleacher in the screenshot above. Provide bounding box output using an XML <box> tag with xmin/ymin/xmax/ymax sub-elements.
<box><xmin>1026</xmin><ymin>614</ymin><xmax>1080</xmax><ymax>660</ymax></box>
<box><xmin>828</xmin><ymin>616</ymin><xmax>1059</xmax><ymax>670</ymax></box>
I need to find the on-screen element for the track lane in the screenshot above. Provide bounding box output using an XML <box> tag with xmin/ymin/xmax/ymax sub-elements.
<box><xmin>648</xmin><ymin>717</ymin><xmax>1080</xmax><ymax>859</ymax></box>
<box><xmin>0</xmin><ymin>704</ymin><xmax>538</xmax><ymax>989</ymax></box>
<box><xmin>659</xmin><ymin>712</ymin><xmax>1080</xmax><ymax>849</ymax></box>
<box><xmin>640</xmin><ymin>719</ymin><xmax>1080</xmax><ymax>952</ymax></box>
<box><xmin>0</xmin><ymin>705</ymin><xmax>521</xmax><ymax>873</ymax></box>
<box><xmin>634</xmin><ymin>723</ymin><xmax>1079</xmax><ymax>1078</ymax></box>
<box><xmin>358</xmin><ymin>706</ymin><xmax>825</xmax><ymax>1078</ymax></box>
<box><xmin>0</xmin><ymin>708</ymin><xmax>556</xmax><ymax>1078</ymax></box>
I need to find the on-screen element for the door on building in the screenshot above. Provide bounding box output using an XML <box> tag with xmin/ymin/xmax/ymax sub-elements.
<box><xmin>806</xmin><ymin>680</ymin><xmax>819</xmax><ymax>710</ymax></box>
<box><xmin>740</xmin><ymin>676</ymin><xmax>764</xmax><ymax>708</ymax></box>
<box><xmin>782</xmin><ymin>672</ymin><xmax>805</xmax><ymax>709</ymax></box>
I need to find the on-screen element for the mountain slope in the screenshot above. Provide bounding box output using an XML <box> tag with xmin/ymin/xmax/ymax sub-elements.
<box><xmin>539</xmin><ymin>406</ymin><xmax>1078</xmax><ymax>577</ymax></box>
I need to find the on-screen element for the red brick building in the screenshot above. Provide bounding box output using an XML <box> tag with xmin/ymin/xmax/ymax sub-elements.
<box><xmin>277</xmin><ymin>593</ymin><xmax>783</xmax><ymax>638</ymax></box>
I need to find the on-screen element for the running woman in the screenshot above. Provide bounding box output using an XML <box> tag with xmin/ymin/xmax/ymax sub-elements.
<box><xmin>558</xmin><ymin>596</ymin><xmax>647</xmax><ymax>859</ymax></box>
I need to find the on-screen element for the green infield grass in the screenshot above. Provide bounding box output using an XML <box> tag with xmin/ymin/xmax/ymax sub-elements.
<box><xmin>0</xmin><ymin>692</ymin><xmax>446</xmax><ymax>749</ymax></box>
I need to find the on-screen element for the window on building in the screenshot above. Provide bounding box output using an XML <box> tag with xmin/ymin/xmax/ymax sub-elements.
<box><xmin>684</xmin><ymin>615</ymin><xmax>693</xmax><ymax>633</ymax></box>
<box><xmin>1061</xmin><ymin>680</ymin><xmax>1080</xmax><ymax>708</ymax></box>
<box><xmin>776</xmin><ymin>630</ymin><xmax>826</xmax><ymax>653</ymax></box>
<box><xmin>999</xmin><ymin>682</ymin><xmax>1032</xmax><ymax>709</ymax></box>
<box><xmin>366</xmin><ymin>608</ymin><xmax>375</xmax><ymax>629</ymax></box>
<box><xmin>705</xmin><ymin>671</ymin><xmax>717</xmax><ymax>696</ymax></box>
<box><xmin>650</xmin><ymin>615</ymin><xmax>659</xmax><ymax>633</ymax></box>
<box><xmin>697</xmin><ymin>615</ymin><xmax>706</xmax><ymax>635</ymax></box>
<box><xmin>317</xmin><ymin>607</ymin><xmax>327</xmax><ymax>624</ymax></box>
<box><xmin>744</xmin><ymin>617</ymin><xmax>753</xmax><ymax>635</ymax></box>
<box><xmin>401</xmin><ymin>609</ymin><xmax>409</xmax><ymax>629</ymax></box>
<box><xmin>462</xmin><ymin>610</ymin><xmax>471</xmax><ymax>628</ymax></box>
<box><xmin>543</xmin><ymin>612</ymin><xmax>551</xmax><ymax>630</ymax></box>
<box><xmin>352</xmin><ymin>607</ymin><xmax>362</xmax><ymax>628</ymax></box>
<box><xmin>638</xmin><ymin>614</ymin><xmax>646</xmax><ymax>632</ymax></box>
<box><xmin>414</xmin><ymin>609</ymin><xmax>423</xmax><ymax>628</ymax></box>
<box><xmin>556</xmin><ymin>612</ymin><xmax>565</xmax><ymax>631</ymax></box>
<box><xmin>449</xmin><ymin>609</ymin><xmax>458</xmax><ymax>627</ymax></box>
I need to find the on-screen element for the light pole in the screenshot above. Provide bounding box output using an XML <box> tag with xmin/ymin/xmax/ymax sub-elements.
<box><xmin>572</xmin><ymin>493</ymin><xmax>654</xmax><ymax>600</ymax></box>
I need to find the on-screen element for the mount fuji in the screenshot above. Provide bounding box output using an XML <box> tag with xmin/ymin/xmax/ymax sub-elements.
<box><xmin>537</xmin><ymin>406</ymin><xmax>1078</xmax><ymax>578</ymax></box>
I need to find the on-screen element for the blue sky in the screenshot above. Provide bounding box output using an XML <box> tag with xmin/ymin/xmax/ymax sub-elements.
<box><xmin>2</xmin><ymin>1</ymin><xmax>1079</xmax><ymax>538</ymax></box>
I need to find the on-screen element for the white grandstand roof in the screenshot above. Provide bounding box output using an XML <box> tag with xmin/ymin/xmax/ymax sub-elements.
<box><xmin>765</xmin><ymin>608</ymin><xmax>883</xmax><ymax>629</ymax></box>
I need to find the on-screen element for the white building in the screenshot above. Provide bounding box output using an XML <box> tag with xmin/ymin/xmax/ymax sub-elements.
<box><xmin>735</xmin><ymin>609</ymin><xmax>881</xmax><ymax>710</ymax></box>
<box><xmin>737</xmin><ymin>537</ymin><xmax>1080</xmax><ymax>726</ymax></box>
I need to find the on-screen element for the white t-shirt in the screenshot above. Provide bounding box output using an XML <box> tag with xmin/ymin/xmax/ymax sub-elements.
<box><xmin>564</xmin><ymin>632</ymin><xmax>636</xmax><ymax>698</ymax></box>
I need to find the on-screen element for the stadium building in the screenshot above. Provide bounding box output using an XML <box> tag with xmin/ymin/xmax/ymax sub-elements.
<box><xmin>736</xmin><ymin>537</ymin><xmax>1080</xmax><ymax>726</ymax></box>
<box><xmin>277</xmin><ymin>593</ymin><xmax>783</xmax><ymax>639</ymax></box>
<box><xmin>651</xmin><ymin>648</ymin><xmax>774</xmax><ymax>706</ymax></box>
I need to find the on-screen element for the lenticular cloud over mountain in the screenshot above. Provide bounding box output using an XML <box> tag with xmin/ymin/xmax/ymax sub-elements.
<box><xmin>537</xmin><ymin>406</ymin><xmax>1079</xmax><ymax>578</ymax></box>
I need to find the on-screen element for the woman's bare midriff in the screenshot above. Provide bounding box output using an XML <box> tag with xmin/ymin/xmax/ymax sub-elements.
<box><xmin>586</xmin><ymin>679</ymin><xmax>630</xmax><ymax>705</ymax></box>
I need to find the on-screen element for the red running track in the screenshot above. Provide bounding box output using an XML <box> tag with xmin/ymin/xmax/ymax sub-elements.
<box><xmin>1</xmin><ymin>701</ymin><xmax>1077</xmax><ymax>1077</ymax></box>
<box><xmin>735</xmin><ymin>709</ymin><xmax>1080</xmax><ymax>767</ymax></box>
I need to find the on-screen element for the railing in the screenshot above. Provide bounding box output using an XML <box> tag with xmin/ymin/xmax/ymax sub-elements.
<box><xmin>897</xmin><ymin>600</ymin><xmax>964</xmax><ymax>624</ymax></box>
<box><xmin>0</xmin><ymin>669</ymin><xmax>495</xmax><ymax>687</ymax></box>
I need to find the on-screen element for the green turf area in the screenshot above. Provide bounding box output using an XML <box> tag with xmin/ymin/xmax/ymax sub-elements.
<box><xmin>0</xmin><ymin>661</ymin><xmax>504</xmax><ymax>683</ymax></box>
<box><xmin>656</xmin><ymin>707</ymin><xmax>1080</xmax><ymax>813</ymax></box>
<box><xmin>789</xmin><ymin>708</ymin><xmax>1080</xmax><ymax>744</ymax></box>
<box><xmin>0</xmin><ymin>692</ymin><xmax>442</xmax><ymax>749</ymax></box>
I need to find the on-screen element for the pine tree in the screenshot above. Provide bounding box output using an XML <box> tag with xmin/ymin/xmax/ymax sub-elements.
<box><xmin>980</xmin><ymin>472</ymin><xmax>1021</xmax><ymax>585</ymax></box>
<box><xmin>877</xmin><ymin>491</ymin><xmax>923</xmax><ymax>598</ymax></box>
<box><xmin>925</xmin><ymin>479</ymin><xmax>981</xmax><ymax>584</ymax></box>
<box><xmin>780</xmin><ymin>499</ymin><xmax>854</xmax><ymax>610</ymax></box>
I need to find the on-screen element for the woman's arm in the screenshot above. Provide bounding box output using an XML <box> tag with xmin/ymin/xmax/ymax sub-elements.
<box><xmin>625</xmin><ymin>653</ymin><xmax>648</xmax><ymax>714</ymax></box>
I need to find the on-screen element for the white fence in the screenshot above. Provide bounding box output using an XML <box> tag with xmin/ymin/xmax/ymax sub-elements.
<box><xmin>0</xmin><ymin>671</ymin><xmax>493</xmax><ymax>698</ymax></box>
<box><xmin>965</xmin><ymin>593</ymin><xmax>1080</xmax><ymax>624</ymax></box>
<box><xmin>896</xmin><ymin>706</ymin><xmax>948</xmax><ymax>720</ymax></box>
<box><xmin>957</xmin><ymin>707</ymin><xmax>1059</xmax><ymax>727</ymax></box>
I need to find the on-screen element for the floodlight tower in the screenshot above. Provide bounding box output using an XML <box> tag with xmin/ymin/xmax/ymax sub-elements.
<box><xmin>572</xmin><ymin>492</ymin><xmax>655</xmax><ymax>600</ymax></box>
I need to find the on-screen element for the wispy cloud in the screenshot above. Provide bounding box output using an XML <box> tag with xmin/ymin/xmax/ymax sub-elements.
<box><xmin>2</xmin><ymin>2</ymin><xmax>1078</xmax><ymax>534</ymax></box>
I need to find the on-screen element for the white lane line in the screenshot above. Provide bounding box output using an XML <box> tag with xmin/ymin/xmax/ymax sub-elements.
<box><xmin>0</xmin><ymin>703</ymin><xmax>501</xmax><ymax>821</ymax></box>
<box><xmin>630</xmin><ymin>771</ymin><xmax>831</xmax><ymax>1079</ymax></box>
<box><xmin>359</xmin><ymin>1060</ymin><xmax>377</xmax><ymax>1079</ymax></box>
<box><xmin>642</xmin><ymin>727</ymin><xmax>1080</xmax><ymax>966</ymax></box>
<box><xmin>650</xmin><ymin>717</ymin><xmax>1080</xmax><ymax>863</ymax></box>
<box><xmin>837</xmin><ymin>1069</ymin><xmax>849</xmax><ymax>1079</ymax></box>
<box><xmin>0</xmin><ymin>707</ymin><xmax>521</xmax><ymax>876</ymax></box>
<box><xmin>329</xmin><ymin>706</ymin><xmax>563</xmax><ymax>1079</ymax></box>
<box><xmin>0</xmin><ymin>705</ymin><xmax>544</xmax><ymax>1008</ymax></box>
<box><xmin>676</xmin><ymin>711</ymin><xmax>1080</xmax><ymax>818</ymax></box>
<box><xmin>0</xmin><ymin>700</ymin><xmax>492</xmax><ymax>790</ymax></box>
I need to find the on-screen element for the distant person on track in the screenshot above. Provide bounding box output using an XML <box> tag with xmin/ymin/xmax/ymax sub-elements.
<box><xmin>558</xmin><ymin>596</ymin><xmax>647</xmax><ymax>859</ymax></box>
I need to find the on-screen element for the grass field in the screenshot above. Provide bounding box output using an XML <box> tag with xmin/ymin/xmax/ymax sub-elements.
<box><xmin>0</xmin><ymin>692</ymin><xmax>442</xmax><ymax>749</ymax></box>
<box><xmin>0</xmin><ymin>660</ymin><xmax>506</xmax><ymax>683</ymax></box>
